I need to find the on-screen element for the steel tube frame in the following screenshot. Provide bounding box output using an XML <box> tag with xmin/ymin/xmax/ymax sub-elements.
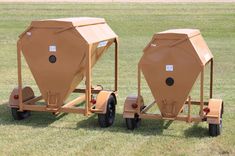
<box><xmin>136</xmin><ymin>59</ymin><xmax>213</xmax><ymax>122</ymax></box>
<box><xmin>17</xmin><ymin>39</ymin><xmax>119</xmax><ymax>115</ymax></box>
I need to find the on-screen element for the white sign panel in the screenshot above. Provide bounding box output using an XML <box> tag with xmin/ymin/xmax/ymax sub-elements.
<box><xmin>26</xmin><ymin>32</ymin><xmax>32</xmax><ymax>36</ymax></box>
<box><xmin>166</xmin><ymin>65</ymin><xmax>174</xmax><ymax>72</ymax></box>
<box><xmin>49</xmin><ymin>45</ymin><xmax>56</xmax><ymax>52</ymax></box>
<box><xmin>97</xmin><ymin>41</ymin><xmax>108</xmax><ymax>48</ymax></box>
<box><xmin>204</xmin><ymin>53</ymin><xmax>211</xmax><ymax>62</ymax></box>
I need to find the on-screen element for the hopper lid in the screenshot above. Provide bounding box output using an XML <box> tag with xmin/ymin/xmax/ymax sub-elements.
<box><xmin>155</xmin><ymin>29</ymin><xmax>200</xmax><ymax>39</ymax></box>
<box><xmin>31</xmin><ymin>17</ymin><xmax>106</xmax><ymax>28</ymax></box>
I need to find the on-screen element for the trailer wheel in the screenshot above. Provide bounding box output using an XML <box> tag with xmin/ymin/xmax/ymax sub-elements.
<box><xmin>209</xmin><ymin>109</ymin><xmax>223</xmax><ymax>137</ymax></box>
<box><xmin>11</xmin><ymin>108</ymin><xmax>31</xmax><ymax>120</ymax></box>
<box><xmin>125</xmin><ymin>115</ymin><xmax>141</xmax><ymax>130</ymax></box>
<box><xmin>98</xmin><ymin>94</ymin><xmax>116</xmax><ymax>128</ymax></box>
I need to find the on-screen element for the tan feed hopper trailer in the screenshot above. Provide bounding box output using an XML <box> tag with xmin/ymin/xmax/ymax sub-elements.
<box><xmin>123</xmin><ymin>29</ymin><xmax>223</xmax><ymax>136</ymax></box>
<box><xmin>9</xmin><ymin>17</ymin><xmax>119</xmax><ymax>127</ymax></box>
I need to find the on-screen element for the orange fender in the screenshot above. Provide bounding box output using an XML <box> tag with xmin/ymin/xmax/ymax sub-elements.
<box><xmin>9</xmin><ymin>86</ymin><xmax>35</xmax><ymax>108</ymax></box>
<box><xmin>95</xmin><ymin>91</ymin><xmax>116</xmax><ymax>114</ymax></box>
<box><xmin>206</xmin><ymin>99</ymin><xmax>223</xmax><ymax>124</ymax></box>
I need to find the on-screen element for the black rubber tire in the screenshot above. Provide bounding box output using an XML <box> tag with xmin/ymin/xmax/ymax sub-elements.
<box><xmin>209</xmin><ymin>123</ymin><xmax>221</xmax><ymax>137</ymax></box>
<box><xmin>11</xmin><ymin>108</ymin><xmax>31</xmax><ymax>120</ymax></box>
<box><xmin>125</xmin><ymin>115</ymin><xmax>141</xmax><ymax>130</ymax></box>
<box><xmin>98</xmin><ymin>94</ymin><xmax>116</xmax><ymax>128</ymax></box>
<box><xmin>209</xmin><ymin>109</ymin><xmax>223</xmax><ymax>137</ymax></box>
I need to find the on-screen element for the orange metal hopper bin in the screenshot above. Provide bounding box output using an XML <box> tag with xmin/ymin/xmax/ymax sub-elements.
<box><xmin>123</xmin><ymin>29</ymin><xmax>223</xmax><ymax>136</ymax></box>
<box><xmin>9</xmin><ymin>17</ymin><xmax>119</xmax><ymax>128</ymax></box>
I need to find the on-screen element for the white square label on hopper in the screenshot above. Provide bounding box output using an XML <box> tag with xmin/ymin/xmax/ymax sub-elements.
<box><xmin>204</xmin><ymin>53</ymin><xmax>211</xmax><ymax>62</ymax></box>
<box><xmin>26</xmin><ymin>32</ymin><xmax>31</xmax><ymax>36</ymax></box>
<box><xmin>49</xmin><ymin>45</ymin><xmax>56</xmax><ymax>52</ymax></box>
<box><xmin>166</xmin><ymin>65</ymin><xmax>173</xmax><ymax>72</ymax></box>
<box><xmin>97</xmin><ymin>41</ymin><xmax>108</xmax><ymax>48</ymax></box>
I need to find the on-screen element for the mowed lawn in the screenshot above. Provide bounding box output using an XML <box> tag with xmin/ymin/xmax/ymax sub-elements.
<box><xmin>0</xmin><ymin>3</ymin><xmax>235</xmax><ymax>156</ymax></box>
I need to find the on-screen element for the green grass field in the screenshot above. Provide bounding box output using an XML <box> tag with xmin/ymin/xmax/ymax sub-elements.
<box><xmin>0</xmin><ymin>3</ymin><xmax>235</xmax><ymax>156</ymax></box>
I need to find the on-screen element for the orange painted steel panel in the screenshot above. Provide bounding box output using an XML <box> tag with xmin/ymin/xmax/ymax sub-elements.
<box><xmin>18</xmin><ymin>17</ymin><xmax>118</xmax><ymax>108</ymax></box>
<box><xmin>140</xmin><ymin>29</ymin><xmax>213</xmax><ymax>118</ymax></box>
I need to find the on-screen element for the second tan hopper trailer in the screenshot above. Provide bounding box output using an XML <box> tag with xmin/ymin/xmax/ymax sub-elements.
<box><xmin>9</xmin><ymin>17</ymin><xmax>118</xmax><ymax>128</ymax></box>
<box><xmin>123</xmin><ymin>29</ymin><xmax>224</xmax><ymax>137</ymax></box>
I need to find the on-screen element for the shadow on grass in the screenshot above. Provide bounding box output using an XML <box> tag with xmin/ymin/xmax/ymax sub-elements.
<box><xmin>0</xmin><ymin>102</ymin><xmax>68</xmax><ymax>128</ymax></box>
<box><xmin>184</xmin><ymin>123</ymin><xmax>209</xmax><ymax>138</ymax></box>
<box><xmin>0</xmin><ymin>102</ymin><xmax>209</xmax><ymax>137</ymax></box>
<box><xmin>74</xmin><ymin>113</ymin><xmax>167</xmax><ymax>136</ymax></box>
